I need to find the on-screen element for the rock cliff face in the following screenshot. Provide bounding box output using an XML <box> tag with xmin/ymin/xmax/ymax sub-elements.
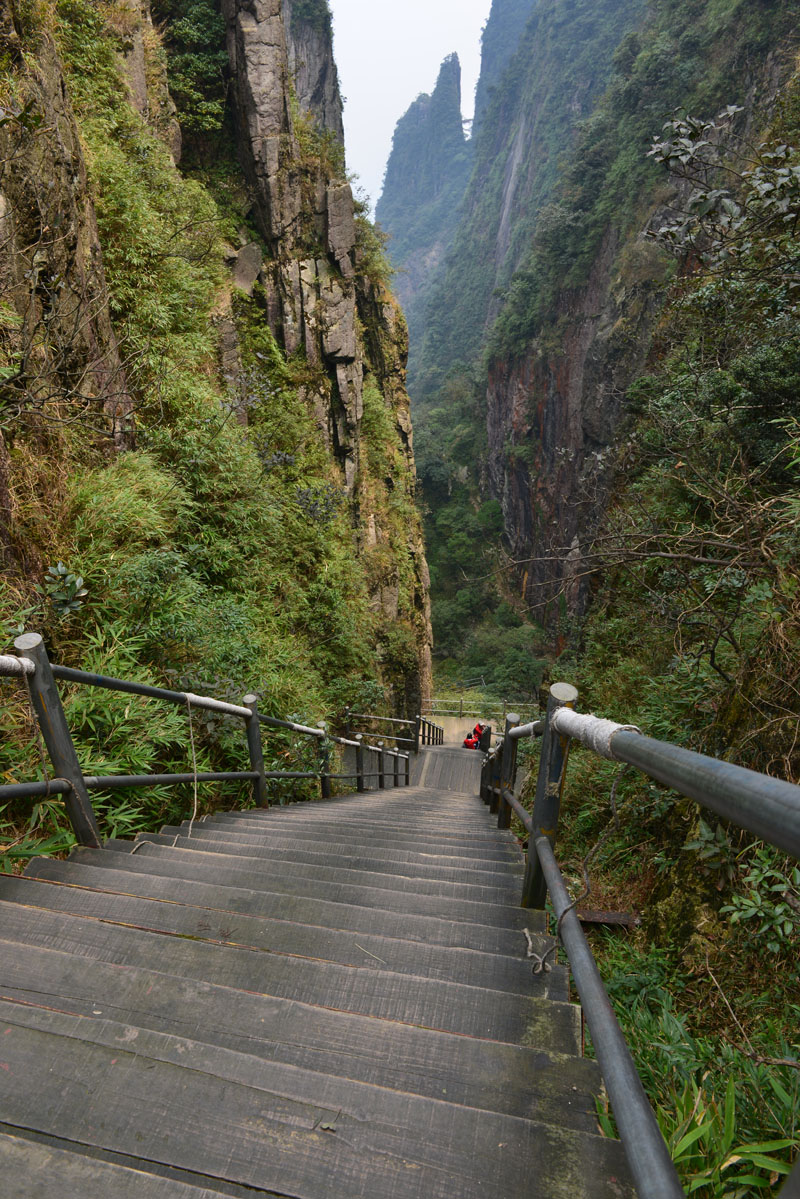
<box><xmin>480</xmin><ymin>1</ymin><xmax>796</xmax><ymax>630</ymax></box>
<box><xmin>222</xmin><ymin>0</ymin><xmax>360</xmax><ymax>485</ymax></box>
<box><xmin>407</xmin><ymin>0</ymin><xmax>646</xmax><ymax>401</ymax></box>
<box><xmin>486</xmin><ymin>232</ymin><xmax>666</xmax><ymax>626</ymax></box>
<box><xmin>221</xmin><ymin>0</ymin><xmax>432</xmax><ymax>701</ymax></box>
<box><xmin>376</xmin><ymin>54</ymin><xmax>472</xmax><ymax>338</ymax></box>
<box><xmin>0</xmin><ymin>0</ymin><xmax>133</xmax><ymax>457</ymax></box>
<box><xmin>1</xmin><ymin>0</ymin><xmax>432</xmax><ymax>712</ymax></box>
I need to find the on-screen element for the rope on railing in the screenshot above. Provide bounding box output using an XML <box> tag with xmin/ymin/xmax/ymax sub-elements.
<box><xmin>0</xmin><ymin>654</ymin><xmax>35</xmax><ymax>676</ymax></box>
<box><xmin>550</xmin><ymin>708</ymin><xmax>640</xmax><ymax>758</ymax></box>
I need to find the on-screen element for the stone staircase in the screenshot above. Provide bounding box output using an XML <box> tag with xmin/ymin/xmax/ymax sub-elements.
<box><xmin>0</xmin><ymin>759</ymin><xmax>635</xmax><ymax>1197</ymax></box>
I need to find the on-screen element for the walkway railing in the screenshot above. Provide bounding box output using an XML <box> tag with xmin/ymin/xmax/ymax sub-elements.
<box><xmin>0</xmin><ymin>634</ymin><xmax>409</xmax><ymax>849</ymax></box>
<box><xmin>343</xmin><ymin>708</ymin><xmax>444</xmax><ymax>751</ymax></box>
<box><xmin>481</xmin><ymin>683</ymin><xmax>800</xmax><ymax>1199</ymax></box>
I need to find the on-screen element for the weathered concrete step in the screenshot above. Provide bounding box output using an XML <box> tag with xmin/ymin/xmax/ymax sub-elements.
<box><xmin>174</xmin><ymin>818</ymin><xmax>521</xmax><ymax>858</ymax></box>
<box><xmin>207</xmin><ymin>812</ymin><xmax>521</xmax><ymax>856</ymax></box>
<box><xmin>0</xmin><ymin>908</ymin><xmax>563</xmax><ymax>1043</ymax></box>
<box><xmin>0</xmin><ymin>1007</ymin><xmax>634</xmax><ymax>1198</ymax></box>
<box><xmin>257</xmin><ymin>793</ymin><xmax>493</xmax><ymax>817</ymax></box>
<box><xmin>145</xmin><ymin>828</ymin><xmax>525</xmax><ymax>884</ymax></box>
<box><xmin>0</xmin><ymin>1130</ymin><xmax>252</xmax><ymax>1199</ymax></box>
<box><xmin>26</xmin><ymin>858</ymin><xmax>547</xmax><ymax>952</ymax></box>
<box><xmin>217</xmin><ymin>812</ymin><xmax>515</xmax><ymax>846</ymax></box>
<box><xmin>0</xmin><ymin>945</ymin><xmax>589</xmax><ymax>1115</ymax></box>
<box><xmin>126</xmin><ymin>836</ymin><xmax>522</xmax><ymax>904</ymax></box>
<box><xmin>250</xmin><ymin>791</ymin><xmax>494</xmax><ymax>819</ymax></box>
<box><xmin>0</xmin><ymin>874</ymin><xmax>561</xmax><ymax>998</ymax></box>
<box><xmin>69</xmin><ymin>846</ymin><xmax>528</xmax><ymax>924</ymax></box>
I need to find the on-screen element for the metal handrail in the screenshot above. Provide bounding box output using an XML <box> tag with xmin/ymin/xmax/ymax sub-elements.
<box><xmin>482</xmin><ymin>684</ymin><xmax>800</xmax><ymax>1198</ymax></box>
<box><xmin>345</xmin><ymin>711</ymin><xmax>415</xmax><ymax>728</ymax></box>
<box><xmin>551</xmin><ymin>709</ymin><xmax>800</xmax><ymax>859</ymax></box>
<box><xmin>1</xmin><ymin>634</ymin><xmax>411</xmax><ymax>845</ymax></box>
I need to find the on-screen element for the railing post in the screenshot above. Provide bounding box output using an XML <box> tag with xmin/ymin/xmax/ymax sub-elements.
<box><xmin>522</xmin><ymin>682</ymin><xmax>579</xmax><ymax>909</ymax></box>
<box><xmin>243</xmin><ymin>694</ymin><xmax>268</xmax><ymax>808</ymax></box>
<box><xmin>405</xmin><ymin>752</ymin><xmax>410</xmax><ymax>786</ymax></box>
<box><xmin>480</xmin><ymin>753</ymin><xmax>489</xmax><ymax>805</ymax></box>
<box><xmin>459</xmin><ymin>697</ymin><xmax>463</xmax><ymax>719</ymax></box>
<box><xmin>14</xmin><ymin>633</ymin><xmax>102</xmax><ymax>848</ymax></box>
<box><xmin>489</xmin><ymin>744</ymin><xmax>502</xmax><ymax>815</ymax></box>
<box><xmin>393</xmin><ymin>749</ymin><xmax>400</xmax><ymax>788</ymax></box>
<box><xmin>498</xmin><ymin>713</ymin><xmax>520</xmax><ymax>829</ymax></box>
<box><xmin>318</xmin><ymin>721</ymin><xmax>331</xmax><ymax>800</ymax></box>
<box><xmin>378</xmin><ymin>741</ymin><xmax>385</xmax><ymax>789</ymax></box>
<box><xmin>343</xmin><ymin>706</ymin><xmax>351</xmax><ymax>739</ymax></box>
<box><xmin>355</xmin><ymin>734</ymin><xmax>365</xmax><ymax>793</ymax></box>
<box><xmin>413</xmin><ymin>715</ymin><xmax>421</xmax><ymax>754</ymax></box>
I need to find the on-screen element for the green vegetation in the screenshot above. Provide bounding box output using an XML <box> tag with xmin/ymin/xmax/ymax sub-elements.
<box><xmin>376</xmin><ymin>54</ymin><xmax>473</xmax><ymax>345</ymax></box>
<box><xmin>150</xmin><ymin>0</ymin><xmax>228</xmax><ymax>135</ymax></box>
<box><xmin>515</xmin><ymin>77</ymin><xmax>800</xmax><ymax>1190</ymax></box>
<box><xmin>290</xmin><ymin>0</ymin><xmax>333</xmax><ymax>38</ymax></box>
<box><xmin>411</xmin><ymin>0</ymin><xmax>647</xmax><ymax>400</ymax></box>
<box><xmin>0</xmin><ymin>0</ymin><xmax>425</xmax><ymax>867</ymax></box>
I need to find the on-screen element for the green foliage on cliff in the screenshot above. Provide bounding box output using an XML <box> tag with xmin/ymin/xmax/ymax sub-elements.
<box><xmin>0</xmin><ymin>0</ymin><xmax>425</xmax><ymax>859</ymax></box>
<box><xmin>376</xmin><ymin>54</ymin><xmax>472</xmax><ymax>347</ymax></box>
<box><xmin>472</xmin><ymin>0</ymin><xmax>538</xmax><ymax>133</ymax></box>
<box><xmin>151</xmin><ymin>0</ymin><xmax>228</xmax><ymax>134</ymax></box>
<box><xmin>534</xmin><ymin>82</ymin><xmax>800</xmax><ymax>1188</ymax></box>
<box><xmin>290</xmin><ymin>0</ymin><xmax>333</xmax><ymax>38</ymax></box>
<box><xmin>412</xmin><ymin>0</ymin><xmax>647</xmax><ymax>401</ymax></box>
<box><xmin>487</xmin><ymin>0</ymin><xmax>798</xmax><ymax>363</ymax></box>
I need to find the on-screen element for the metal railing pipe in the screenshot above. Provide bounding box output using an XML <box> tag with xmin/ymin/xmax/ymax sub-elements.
<box><xmin>614</xmin><ymin>729</ymin><xmax>800</xmax><ymax>859</ymax></box>
<box><xmin>534</xmin><ymin>835</ymin><xmax>684</xmax><ymax>1198</ymax></box>
<box><xmin>84</xmin><ymin>771</ymin><xmax>258</xmax><ymax>790</ymax></box>
<box><xmin>50</xmin><ymin>665</ymin><xmax>252</xmax><ymax>719</ymax></box>
<box><xmin>257</xmin><ymin>715</ymin><xmax>325</xmax><ymax>739</ymax></box>
<box><xmin>509</xmin><ymin>720</ymin><xmax>545</xmax><ymax>740</ymax></box>
<box><xmin>346</xmin><ymin>713</ymin><xmax>415</xmax><ymax>728</ymax></box>
<box><xmin>0</xmin><ymin>779</ymin><xmax>72</xmax><ymax>802</ymax></box>
<box><xmin>551</xmin><ymin>711</ymin><xmax>800</xmax><ymax>861</ymax></box>
<box><xmin>502</xmin><ymin>787</ymin><xmax>533</xmax><ymax>832</ymax></box>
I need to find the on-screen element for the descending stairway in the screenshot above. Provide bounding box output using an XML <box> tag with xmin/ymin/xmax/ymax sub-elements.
<box><xmin>0</xmin><ymin>752</ymin><xmax>635</xmax><ymax>1197</ymax></box>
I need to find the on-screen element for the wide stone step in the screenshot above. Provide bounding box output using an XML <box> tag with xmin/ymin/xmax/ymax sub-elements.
<box><xmin>181</xmin><ymin>819</ymin><xmax>524</xmax><ymax>865</ymax></box>
<box><xmin>26</xmin><ymin>858</ymin><xmax>547</xmax><ymax>951</ymax></box>
<box><xmin>205</xmin><ymin>813</ymin><xmax>522</xmax><ymax>857</ymax></box>
<box><xmin>0</xmin><ymin>874</ymin><xmax>563</xmax><ymax>998</ymax></box>
<box><xmin>66</xmin><ymin>846</ymin><xmax>533</xmax><ymax>925</ymax></box>
<box><xmin>0</xmin><ymin>1131</ymin><xmax>249</xmax><ymax>1199</ymax></box>
<box><xmin>139</xmin><ymin>829</ymin><xmax>525</xmax><ymax>886</ymax></box>
<box><xmin>0</xmin><ymin>906</ymin><xmax>569</xmax><ymax>1043</ymax></box>
<box><xmin>0</xmin><ymin>945</ymin><xmax>590</xmax><ymax>1122</ymax></box>
<box><xmin>0</xmin><ymin>1005</ymin><xmax>633</xmax><ymax>1199</ymax></box>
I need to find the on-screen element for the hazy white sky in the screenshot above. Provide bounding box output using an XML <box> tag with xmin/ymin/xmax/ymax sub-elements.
<box><xmin>328</xmin><ymin>0</ymin><xmax>493</xmax><ymax>209</ymax></box>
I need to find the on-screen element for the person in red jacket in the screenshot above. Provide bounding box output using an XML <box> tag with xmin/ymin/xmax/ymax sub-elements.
<box><xmin>463</xmin><ymin>732</ymin><xmax>479</xmax><ymax>749</ymax></box>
